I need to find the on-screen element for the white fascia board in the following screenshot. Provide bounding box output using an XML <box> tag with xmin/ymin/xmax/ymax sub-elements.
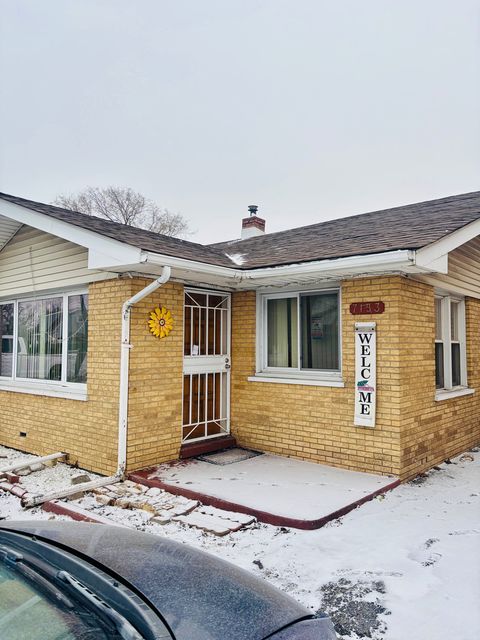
<box><xmin>413</xmin><ymin>253</ymin><xmax>449</xmax><ymax>274</ymax></box>
<box><xmin>0</xmin><ymin>199</ymin><xmax>142</xmax><ymax>268</ymax></box>
<box><xmin>88</xmin><ymin>247</ymin><xmax>143</xmax><ymax>269</ymax></box>
<box><xmin>143</xmin><ymin>251</ymin><xmax>240</xmax><ymax>279</ymax></box>
<box><xmin>143</xmin><ymin>249</ymin><xmax>417</xmax><ymax>288</ymax></box>
<box><xmin>415</xmin><ymin>218</ymin><xmax>480</xmax><ymax>268</ymax></box>
<box><xmin>242</xmin><ymin>249</ymin><xmax>415</xmax><ymax>282</ymax></box>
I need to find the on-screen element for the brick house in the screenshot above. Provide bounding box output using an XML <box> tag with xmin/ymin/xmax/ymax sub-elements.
<box><xmin>0</xmin><ymin>191</ymin><xmax>478</xmax><ymax>481</ymax></box>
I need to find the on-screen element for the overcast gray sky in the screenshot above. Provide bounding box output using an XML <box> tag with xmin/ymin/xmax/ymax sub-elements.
<box><xmin>1</xmin><ymin>0</ymin><xmax>479</xmax><ymax>243</ymax></box>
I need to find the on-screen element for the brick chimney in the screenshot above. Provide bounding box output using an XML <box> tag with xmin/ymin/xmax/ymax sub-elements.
<box><xmin>241</xmin><ymin>205</ymin><xmax>266</xmax><ymax>240</ymax></box>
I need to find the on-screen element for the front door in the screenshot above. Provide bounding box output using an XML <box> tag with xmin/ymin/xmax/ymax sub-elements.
<box><xmin>182</xmin><ymin>289</ymin><xmax>231</xmax><ymax>443</ymax></box>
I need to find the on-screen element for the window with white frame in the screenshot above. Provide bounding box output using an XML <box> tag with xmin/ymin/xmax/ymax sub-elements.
<box><xmin>0</xmin><ymin>291</ymin><xmax>88</xmax><ymax>386</ymax></box>
<box><xmin>434</xmin><ymin>294</ymin><xmax>467</xmax><ymax>390</ymax></box>
<box><xmin>261</xmin><ymin>289</ymin><xmax>340</xmax><ymax>375</ymax></box>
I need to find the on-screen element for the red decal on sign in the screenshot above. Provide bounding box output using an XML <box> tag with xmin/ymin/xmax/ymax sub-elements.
<box><xmin>350</xmin><ymin>301</ymin><xmax>385</xmax><ymax>315</ymax></box>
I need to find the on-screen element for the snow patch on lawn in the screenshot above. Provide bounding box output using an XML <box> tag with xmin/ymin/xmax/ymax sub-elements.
<box><xmin>20</xmin><ymin>462</ymin><xmax>100</xmax><ymax>496</ymax></box>
<box><xmin>104</xmin><ymin>452</ymin><xmax>480</xmax><ymax>639</ymax></box>
<box><xmin>0</xmin><ymin>444</ymin><xmax>101</xmax><ymax>497</ymax></box>
<box><xmin>1</xmin><ymin>445</ymin><xmax>479</xmax><ymax>640</ymax></box>
<box><xmin>1</xmin><ymin>491</ymin><xmax>51</xmax><ymax>522</ymax></box>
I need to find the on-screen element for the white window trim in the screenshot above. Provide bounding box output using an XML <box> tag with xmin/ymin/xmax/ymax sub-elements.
<box><xmin>247</xmin><ymin>375</ymin><xmax>345</xmax><ymax>387</ymax></box>
<box><xmin>434</xmin><ymin>294</ymin><xmax>472</xmax><ymax>400</ymax></box>
<box><xmin>435</xmin><ymin>387</ymin><xmax>475</xmax><ymax>402</ymax></box>
<box><xmin>255</xmin><ymin>287</ymin><xmax>343</xmax><ymax>386</ymax></box>
<box><xmin>0</xmin><ymin>380</ymin><xmax>87</xmax><ymax>401</ymax></box>
<box><xmin>0</xmin><ymin>288</ymin><xmax>88</xmax><ymax>398</ymax></box>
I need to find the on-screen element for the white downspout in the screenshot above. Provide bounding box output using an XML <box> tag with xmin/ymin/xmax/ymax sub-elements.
<box><xmin>23</xmin><ymin>266</ymin><xmax>173</xmax><ymax>508</ymax></box>
<box><xmin>117</xmin><ymin>266</ymin><xmax>171</xmax><ymax>477</ymax></box>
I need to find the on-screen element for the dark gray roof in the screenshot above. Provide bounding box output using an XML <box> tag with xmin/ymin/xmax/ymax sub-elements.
<box><xmin>0</xmin><ymin>192</ymin><xmax>234</xmax><ymax>267</ymax></box>
<box><xmin>1</xmin><ymin>191</ymin><xmax>479</xmax><ymax>270</ymax></box>
<box><xmin>210</xmin><ymin>191</ymin><xmax>480</xmax><ymax>268</ymax></box>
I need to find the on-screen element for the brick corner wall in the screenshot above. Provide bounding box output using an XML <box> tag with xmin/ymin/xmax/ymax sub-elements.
<box><xmin>126</xmin><ymin>278</ymin><xmax>184</xmax><ymax>472</ymax></box>
<box><xmin>399</xmin><ymin>278</ymin><xmax>480</xmax><ymax>479</ymax></box>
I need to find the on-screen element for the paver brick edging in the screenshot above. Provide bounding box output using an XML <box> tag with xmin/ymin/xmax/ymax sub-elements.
<box><xmin>0</xmin><ymin>485</ymin><xmax>115</xmax><ymax>525</ymax></box>
<box><xmin>0</xmin><ymin>481</ymin><xmax>28</xmax><ymax>499</ymax></box>
<box><xmin>129</xmin><ymin>469</ymin><xmax>401</xmax><ymax>530</ymax></box>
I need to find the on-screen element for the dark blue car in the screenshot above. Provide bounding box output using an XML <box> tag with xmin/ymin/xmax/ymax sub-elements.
<box><xmin>0</xmin><ymin>521</ymin><xmax>336</xmax><ymax>639</ymax></box>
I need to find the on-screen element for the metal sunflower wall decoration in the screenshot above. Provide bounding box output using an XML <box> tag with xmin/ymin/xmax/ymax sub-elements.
<box><xmin>148</xmin><ymin>306</ymin><xmax>173</xmax><ymax>339</ymax></box>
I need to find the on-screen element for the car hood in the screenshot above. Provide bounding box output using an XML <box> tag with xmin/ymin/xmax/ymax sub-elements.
<box><xmin>0</xmin><ymin>521</ymin><xmax>312</xmax><ymax>640</ymax></box>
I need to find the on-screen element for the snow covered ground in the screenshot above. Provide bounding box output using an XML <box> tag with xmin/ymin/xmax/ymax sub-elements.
<box><xmin>1</xmin><ymin>444</ymin><xmax>479</xmax><ymax>640</ymax></box>
<box><xmin>149</xmin><ymin>451</ymin><xmax>397</xmax><ymax>521</ymax></box>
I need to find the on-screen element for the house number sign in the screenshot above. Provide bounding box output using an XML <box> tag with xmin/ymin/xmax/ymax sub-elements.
<box><xmin>350</xmin><ymin>301</ymin><xmax>385</xmax><ymax>315</ymax></box>
<box><xmin>354</xmin><ymin>322</ymin><xmax>376</xmax><ymax>428</ymax></box>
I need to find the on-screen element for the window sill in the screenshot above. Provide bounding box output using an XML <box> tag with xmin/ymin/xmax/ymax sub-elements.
<box><xmin>0</xmin><ymin>381</ymin><xmax>87</xmax><ymax>401</ymax></box>
<box><xmin>248</xmin><ymin>374</ymin><xmax>345</xmax><ymax>388</ymax></box>
<box><xmin>435</xmin><ymin>387</ymin><xmax>475</xmax><ymax>402</ymax></box>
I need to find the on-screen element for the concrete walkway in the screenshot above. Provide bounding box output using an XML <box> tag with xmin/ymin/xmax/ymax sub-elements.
<box><xmin>130</xmin><ymin>450</ymin><xmax>400</xmax><ymax>530</ymax></box>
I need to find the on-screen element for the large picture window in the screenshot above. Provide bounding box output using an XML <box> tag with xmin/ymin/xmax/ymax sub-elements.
<box><xmin>0</xmin><ymin>291</ymin><xmax>88</xmax><ymax>387</ymax></box>
<box><xmin>435</xmin><ymin>294</ymin><xmax>466</xmax><ymax>391</ymax></box>
<box><xmin>263</xmin><ymin>289</ymin><xmax>340</xmax><ymax>375</ymax></box>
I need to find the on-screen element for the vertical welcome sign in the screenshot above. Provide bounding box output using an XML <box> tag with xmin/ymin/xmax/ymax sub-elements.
<box><xmin>354</xmin><ymin>322</ymin><xmax>376</xmax><ymax>428</ymax></box>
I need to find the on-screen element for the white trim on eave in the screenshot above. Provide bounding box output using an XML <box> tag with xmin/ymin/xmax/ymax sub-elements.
<box><xmin>415</xmin><ymin>217</ymin><xmax>480</xmax><ymax>269</ymax></box>
<box><xmin>3</xmin><ymin>196</ymin><xmax>478</xmax><ymax>290</ymax></box>
<box><xmin>0</xmin><ymin>199</ymin><xmax>142</xmax><ymax>268</ymax></box>
<box><xmin>142</xmin><ymin>251</ymin><xmax>239</xmax><ymax>279</ymax></box>
<box><xmin>241</xmin><ymin>249</ymin><xmax>416</xmax><ymax>281</ymax></box>
<box><xmin>144</xmin><ymin>249</ymin><xmax>419</xmax><ymax>289</ymax></box>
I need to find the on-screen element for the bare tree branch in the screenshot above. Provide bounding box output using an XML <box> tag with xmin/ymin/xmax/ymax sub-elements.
<box><xmin>53</xmin><ymin>186</ymin><xmax>191</xmax><ymax>238</ymax></box>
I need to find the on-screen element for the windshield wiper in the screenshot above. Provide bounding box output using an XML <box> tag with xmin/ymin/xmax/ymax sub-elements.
<box><xmin>57</xmin><ymin>570</ymin><xmax>144</xmax><ymax>640</ymax></box>
<box><xmin>0</xmin><ymin>544</ymin><xmax>144</xmax><ymax>640</ymax></box>
<box><xmin>0</xmin><ymin>544</ymin><xmax>74</xmax><ymax>608</ymax></box>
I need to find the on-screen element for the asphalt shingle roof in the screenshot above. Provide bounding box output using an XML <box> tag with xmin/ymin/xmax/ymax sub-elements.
<box><xmin>210</xmin><ymin>191</ymin><xmax>480</xmax><ymax>268</ymax></box>
<box><xmin>1</xmin><ymin>191</ymin><xmax>479</xmax><ymax>270</ymax></box>
<box><xmin>0</xmin><ymin>192</ymin><xmax>233</xmax><ymax>267</ymax></box>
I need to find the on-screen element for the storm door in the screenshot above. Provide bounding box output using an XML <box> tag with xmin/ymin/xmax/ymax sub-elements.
<box><xmin>182</xmin><ymin>289</ymin><xmax>231</xmax><ymax>443</ymax></box>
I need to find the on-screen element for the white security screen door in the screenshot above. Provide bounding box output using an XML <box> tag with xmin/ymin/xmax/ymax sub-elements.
<box><xmin>182</xmin><ymin>289</ymin><xmax>231</xmax><ymax>443</ymax></box>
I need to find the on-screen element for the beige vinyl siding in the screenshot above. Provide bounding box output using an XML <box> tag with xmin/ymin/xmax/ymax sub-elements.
<box><xmin>0</xmin><ymin>214</ymin><xmax>22</xmax><ymax>251</ymax></box>
<box><xmin>0</xmin><ymin>225</ymin><xmax>116</xmax><ymax>298</ymax></box>
<box><xmin>416</xmin><ymin>235</ymin><xmax>480</xmax><ymax>299</ymax></box>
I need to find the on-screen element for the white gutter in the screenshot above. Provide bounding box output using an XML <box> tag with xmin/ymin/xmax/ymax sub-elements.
<box><xmin>143</xmin><ymin>249</ymin><xmax>419</xmax><ymax>287</ymax></box>
<box><xmin>237</xmin><ymin>249</ymin><xmax>417</xmax><ymax>281</ymax></box>
<box><xmin>117</xmin><ymin>266</ymin><xmax>172</xmax><ymax>477</ymax></box>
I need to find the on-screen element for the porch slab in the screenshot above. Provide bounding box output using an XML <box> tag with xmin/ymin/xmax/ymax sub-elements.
<box><xmin>130</xmin><ymin>453</ymin><xmax>400</xmax><ymax>530</ymax></box>
<box><xmin>179</xmin><ymin>435</ymin><xmax>236</xmax><ymax>459</ymax></box>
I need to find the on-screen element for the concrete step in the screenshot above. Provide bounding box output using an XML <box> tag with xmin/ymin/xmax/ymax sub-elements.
<box><xmin>179</xmin><ymin>435</ymin><xmax>237</xmax><ymax>459</ymax></box>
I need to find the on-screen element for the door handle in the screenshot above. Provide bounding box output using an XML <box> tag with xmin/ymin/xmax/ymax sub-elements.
<box><xmin>225</xmin><ymin>363</ymin><xmax>231</xmax><ymax>370</ymax></box>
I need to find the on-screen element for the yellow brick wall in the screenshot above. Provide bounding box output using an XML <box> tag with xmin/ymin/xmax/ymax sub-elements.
<box><xmin>399</xmin><ymin>279</ymin><xmax>480</xmax><ymax>478</ymax></box>
<box><xmin>0</xmin><ymin>278</ymin><xmax>185</xmax><ymax>475</ymax></box>
<box><xmin>0</xmin><ymin>278</ymin><xmax>133</xmax><ymax>475</ymax></box>
<box><xmin>2</xmin><ymin>275</ymin><xmax>477</xmax><ymax>480</ymax></box>
<box><xmin>230</xmin><ymin>276</ymin><xmax>480</xmax><ymax>479</ymax></box>
<box><xmin>127</xmin><ymin>279</ymin><xmax>184</xmax><ymax>471</ymax></box>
